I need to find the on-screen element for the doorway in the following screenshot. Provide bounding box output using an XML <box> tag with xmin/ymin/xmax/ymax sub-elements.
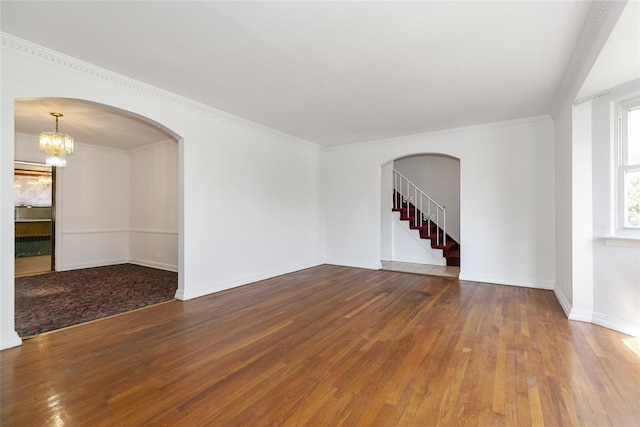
<box><xmin>12</xmin><ymin>98</ymin><xmax>181</xmax><ymax>337</ymax></box>
<box><xmin>380</xmin><ymin>153</ymin><xmax>461</xmax><ymax>275</ymax></box>
<box><xmin>14</xmin><ymin>162</ymin><xmax>55</xmax><ymax>276</ymax></box>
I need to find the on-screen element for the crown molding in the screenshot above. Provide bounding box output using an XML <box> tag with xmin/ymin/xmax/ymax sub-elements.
<box><xmin>1</xmin><ymin>32</ymin><xmax>321</xmax><ymax>151</ymax></box>
<box><xmin>325</xmin><ymin>115</ymin><xmax>553</xmax><ymax>153</ymax></box>
<box><xmin>550</xmin><ymin>0</ymin><xmax>628</xmax><ymax>119</ymax></box>
<box><xmin>573</xmin><ymin>78</ymin><xmax>640</xmax><ymax>106</ymax></box>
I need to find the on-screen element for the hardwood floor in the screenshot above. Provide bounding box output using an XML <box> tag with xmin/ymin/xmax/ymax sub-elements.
<box><xmin>1</xmin><ymin>265</ymin><xmax>638</xmax><ymax>426</ymax></box>
<box><xmin>14</xmin><ymin>255</ymin><xmax>51</xmax><ymax>277</ymax></box>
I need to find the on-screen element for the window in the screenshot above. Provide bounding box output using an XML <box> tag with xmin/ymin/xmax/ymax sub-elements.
<box><xmin>616</xmin><ymin>97</ymin><xmax>640</xmax><ymax>231</ymax></box>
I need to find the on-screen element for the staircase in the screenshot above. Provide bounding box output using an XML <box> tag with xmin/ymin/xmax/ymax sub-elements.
<box><xmin>392</xmin><ymin>170</ymin><xmax>460</xmax><ymax>267</ymax></box>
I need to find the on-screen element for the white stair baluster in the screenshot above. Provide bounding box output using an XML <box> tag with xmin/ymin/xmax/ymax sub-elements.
<box><xmin>392</xmin><ymin>169</ymin><xmax>449</xmax><ymax>253</ymax></box>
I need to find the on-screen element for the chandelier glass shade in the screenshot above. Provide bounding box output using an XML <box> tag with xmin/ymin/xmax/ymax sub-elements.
<box><xmin>39</xmin><ymin>112</ymin><xmax>74</xmax><ymax>167</ymax></box>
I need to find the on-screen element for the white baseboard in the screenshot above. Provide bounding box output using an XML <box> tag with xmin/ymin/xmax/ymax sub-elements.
<box><xmin>568</xmin><ymin>308</ymin><xmax>593</xmax><ymax>323</ymax></box>
<box><xmin>1</xmin><ymin>330</ymin><xmax>22</xmax><ymax>350</ymax></box>
<box><xmin>592</xmin><ymin>312</ymin><xmax>639</xmax><ymax>337</ymax></box>
<box><xmin>553</xmin><ymin>287</ymin><xmax>572</xmax><ymax>318</ymax></box>
<box><xmin>179</xmin><ymin>261</ymin><xmax>323</xmax><ymax>301</ymax></box>
<box><xmin>61</xmin><ymin>258</ymin><xmax>130</xmax><ymax>271</ymax></box>
<box><xmin>458</xmin><ymin>272</ymin><xmax>554</xmax><ymax>290</ymax></box>
<box><xmin>174</xmin><ymin>287</ymin><xmax>186</xmax><ymax>300</ymax></box>
<box><xmin>323</xmin><ymin>258</ymin><xmax>382</xmax><ymax>271</ymax></box>
<box><xmin>62</xmin><ymin>259</ymin><xmax>177</xmax><ymax>272</ymax></box>
<box><xmin>128</xmin><ymin>259</ymin><xmax>178</xmax><ymax>272</ymax></box>
<box><xmin>553</xmin><ymin>290</ymin><xmax>639</xmax><ymax>337</ymax></box>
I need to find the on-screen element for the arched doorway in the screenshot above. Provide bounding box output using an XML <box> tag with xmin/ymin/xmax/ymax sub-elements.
<box><xmin>13</xmin><ymin>97</ymin><xmax>182</xmax><ymax>336</ymax></box>
<box><xmin>380</xmin><ymin>153</ymin><xmax>461</xmax><ymax>275</ymax></box>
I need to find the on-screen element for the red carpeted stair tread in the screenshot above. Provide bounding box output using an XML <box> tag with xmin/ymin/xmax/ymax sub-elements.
<box><xmin>446</xmin><ymin>249</ymin><xmax>460</xmax><ymax>265</ymax></box>
<box><xmin>442</xmin><ymin>241</ymin><xmax>457</xmax><ymax>256</ymax></box>
<box><xmin>430</xmin><ymin>235</ymin><xmax>445</xmax><ymax>244</ymax></box>
<box><xmin>393</xmin><ymin>189</ymin><xmax>460</xmax><ymax>267</ymax></box>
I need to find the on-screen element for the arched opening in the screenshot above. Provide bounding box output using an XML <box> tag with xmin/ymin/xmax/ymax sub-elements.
<box><xmin>13</xmin><ymin>97</ymin><xmax>183</xmax><ymax>337</ymax></box>
<box><xmin>380</xmin><ymin>153</ymin><xmax>461</xmax><ymax>276</ymax></box>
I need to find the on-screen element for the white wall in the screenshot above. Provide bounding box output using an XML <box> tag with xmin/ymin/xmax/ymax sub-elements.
<box><xmin>593</xmin><ymin>241</ymin><xmax>640</xmax><ymax>335</ymax></box>
<box><xmin>553</xmin><ymin>104</ymin><xmax>574</xmax><ymax>314</ymax></box>
<box><xmin>550</xmin><ymin>0</ymin><xmax>639</xmax><ymax>338</ymax></box>
<box><xmin>323</xmin><ymin>117</ymin><xmax>556</xmax><ymax>288</ymax></box>
<box><xmin>569</xmin><ymin>101</ymin><xmax>595</xmax><ymax>320</ymax></box>
<box><xmin>129</xmin><ymin>140</ymin><xmax>178</xmax><ymax>271</ymax></box>
<box><xmin>394</xmin><ymin>154</ymin><xmax>460</xmax><ymax>242</ymax></box>
<box><xmin>15</xmin><ymin>133</ymin><xmax>47</xmax><ymax>164</ymax></box>
<box><xmin>554</xmin><ymin>82</ymin><xmax>640</xmax><ymax>337</ymax></box>
<box><xmin>391</xmin><ymin>212</ymin><xmax>446</xmax><ymax>265</ymax></box>
<box><xmin>15</xmin><ymin>135</ymin><xmax>131</xmax><ymax>270</ymax></box>
<box><xmin>1</xmin><ymin>35</ymin><xmax>323</xmax><ymax>349</ymax></box>
<box><xmin>590</xmin><ymin>84</ymin><xmax>639</xmax><ymax>335</ymax></box>
<box><xmin>16</xmin><ymin>134</ymin><xmax>179</xmax><ymax>272</ymax></box>
<box><xmin>58</xmin><ymin>143</ymin><xmax>131</xmax><ymax>270</ymax></box>
<box><xmin>380</xmin><ymin>162</ymin><xmax>393</xmax><ymax>260</ymax></box>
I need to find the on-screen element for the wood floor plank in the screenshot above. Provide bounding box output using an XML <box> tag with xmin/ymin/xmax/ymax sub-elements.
<box><xmin>1</xmin><ymin>265</ymin><xmax>639</xmax><ymax>426</ymax></box>
<box><xmin>14</xmin><ymin>255</ymin><xmax>51</xmax><ymax>277</ymax></box>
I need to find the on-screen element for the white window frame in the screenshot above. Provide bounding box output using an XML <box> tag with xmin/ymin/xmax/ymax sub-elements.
<box><xmin>614</xmin><ymin>96</ymin><xmax>640</xmax><ymax>235</ymax></box>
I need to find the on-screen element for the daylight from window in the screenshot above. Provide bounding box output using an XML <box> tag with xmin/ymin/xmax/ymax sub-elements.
<box><xmin>624</xmin><ymin>107</ymin><xmax>640</xmax><ymax>228</ymax></box>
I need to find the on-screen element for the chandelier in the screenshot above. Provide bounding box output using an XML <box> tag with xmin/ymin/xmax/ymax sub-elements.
<box><xmin>39</xmin><ymin>112</ymin><xmax>74</xmax><ymax>167</ymax></box>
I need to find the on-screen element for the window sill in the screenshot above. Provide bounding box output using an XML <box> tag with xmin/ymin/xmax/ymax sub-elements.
<box><xmin>602</xmin><ymin>235</ymin><xmax>640</xmax><ymax>248</ymax></box>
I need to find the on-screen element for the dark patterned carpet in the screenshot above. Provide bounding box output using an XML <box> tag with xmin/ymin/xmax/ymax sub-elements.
<box><xmin>15</xmin><ymin>264</ymin><xmax>178</xmax><ymax>337</ymax></box>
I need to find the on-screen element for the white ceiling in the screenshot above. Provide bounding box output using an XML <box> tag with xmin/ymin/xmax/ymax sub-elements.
<box><xmin>14</xmin><ymin>98</ymin><xmax>176</xmax><ymax>150</ymax></box>
<box><xmin>0</xmin><ymin>1</ymin><xmax>608</xmax><ymax>147</ymax></box>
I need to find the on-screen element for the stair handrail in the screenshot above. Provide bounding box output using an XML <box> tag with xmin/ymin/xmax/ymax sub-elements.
<box><xmin>393</xmin><ymin>169</ymin><xmax>447</xmax><ymax>247</ymax></box>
